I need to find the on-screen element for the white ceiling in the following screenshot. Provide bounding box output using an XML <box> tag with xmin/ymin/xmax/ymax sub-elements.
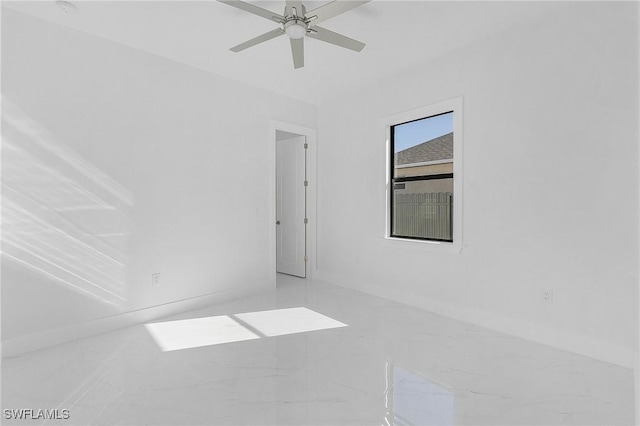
<box><xmin>3</xmin><ymin>1</ymin><xmax>559</xmax><ymax>105</ymax></box>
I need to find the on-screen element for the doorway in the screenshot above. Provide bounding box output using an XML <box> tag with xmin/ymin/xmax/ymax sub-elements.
<box><xmin>265</xmin><ymin>120</ymin><xmax>318</xmax><ymax>286</ymax></box>
<box><xmin>276</xmin><ymin>131</ymin><xmax>307</xmax><ymax>277</ymax></box>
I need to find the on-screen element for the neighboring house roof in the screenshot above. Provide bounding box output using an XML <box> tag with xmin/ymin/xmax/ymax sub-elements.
<box><xmin>396</xmin><ymin>132</ymin><xmax>453</xmax><ymax>165</ymax></box>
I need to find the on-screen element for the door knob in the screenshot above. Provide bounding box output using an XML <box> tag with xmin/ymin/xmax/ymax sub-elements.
<box><xmin>276</xmin><ymin>221</ymin><xmax>281</xmax><ymax>225</ymax></box>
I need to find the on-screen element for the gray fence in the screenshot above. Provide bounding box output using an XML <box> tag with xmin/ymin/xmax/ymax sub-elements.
<box><xmin>393</xmin><ymin>192</ymin><xmax>452</xmax><ymax>240</ymax></box>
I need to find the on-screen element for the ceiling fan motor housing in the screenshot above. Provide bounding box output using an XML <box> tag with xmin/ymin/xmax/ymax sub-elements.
<box><xmin>283</xmin><ymin>4</ymin><xmax>308</xmax><ymax>39</ymax></box>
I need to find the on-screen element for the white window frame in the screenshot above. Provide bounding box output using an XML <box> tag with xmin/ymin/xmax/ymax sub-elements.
<box><xmin>382</xmin><ymin>97</ymin><xmax>464</xmax><ymax>254</ymax></box>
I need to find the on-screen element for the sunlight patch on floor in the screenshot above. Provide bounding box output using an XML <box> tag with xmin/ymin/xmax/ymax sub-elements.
<box><xmin>145</xmin><ymin>307</ymin><xmax>347</xmax><ymax>352</ymax></box>
<box><xmin>144</xmin><ymin>315</ymin><xmax>260</xmax><ymax>351</ymax></box>
<box><xmin>234</xmin><ymin>307</ymin><xmax>347</xmax><ymax>337</ymax></box>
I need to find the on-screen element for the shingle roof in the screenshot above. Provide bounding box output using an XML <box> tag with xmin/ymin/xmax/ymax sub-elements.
<box><xmin>395</xmin><ymin>132</ymin><xmax>453</xmax><ymax>165</ymax></box>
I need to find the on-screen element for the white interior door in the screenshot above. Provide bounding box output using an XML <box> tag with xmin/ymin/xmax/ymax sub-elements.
<box><xmin>276</xmin><ymin>135</ymin><xmax>306</xmax><ymax>277</ymax></box>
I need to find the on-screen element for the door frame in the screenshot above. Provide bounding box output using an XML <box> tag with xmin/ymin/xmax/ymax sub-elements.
<box><xmin>268</xmin><ymin>121</ymin><xmax>317</xmax><ymax>282</ymax></box>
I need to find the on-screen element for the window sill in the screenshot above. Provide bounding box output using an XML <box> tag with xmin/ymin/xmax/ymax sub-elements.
<box><xmin>382</xmin><ymin>236</ymin><xmax>464</xmax><ymax>254</ymax></box>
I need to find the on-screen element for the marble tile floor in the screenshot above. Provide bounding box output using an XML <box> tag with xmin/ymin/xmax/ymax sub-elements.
<box><xmin>1</xmin><ymin>274</ymin><xmax>635</xmax><ymax>425</ymax></box>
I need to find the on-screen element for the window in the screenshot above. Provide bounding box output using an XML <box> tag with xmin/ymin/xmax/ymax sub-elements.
<box><xmin>389</xmin><ymin>111</ymin><xmax>455</xmax><ymax>242</ymax></box>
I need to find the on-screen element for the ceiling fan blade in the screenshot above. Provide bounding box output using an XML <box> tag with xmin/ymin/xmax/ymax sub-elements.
<box><xmin>285</xmin><ymin>0</ymin><xmax>303</xmax><ymax>17</ymax></box>
<box><xmin>307</xmin><ymin>26</ymin><xmax>365</xmax><ymax>52</ymax></box>
<box><xmin>290</xmin><ymin>37</ymin><xmax>304</xmax><ymax>69</ymax></box>
<box><xmin>230</xmin><ymin>28</ymin><xmax>285</xmax><ymax>52</ymax></box>
<box><xmin>218</xmin><ymin>0</ymin><xmax>284</xmax><ymax>23</ymax></box>
<box><xmin>305</xmin><ymin>0</ymin><xmax>370</xmax><ymax>26</ymax></box>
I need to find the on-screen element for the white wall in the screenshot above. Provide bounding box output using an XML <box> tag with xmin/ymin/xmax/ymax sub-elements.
<box><xmin>1</xmin><ymin>9</ymin><xmax>316</xmax><ymax>342</ymax></box>
<box><xmin>315</xmin><ymin>2</ymin><xmax>639</xmax><ymax>368</ymax></box>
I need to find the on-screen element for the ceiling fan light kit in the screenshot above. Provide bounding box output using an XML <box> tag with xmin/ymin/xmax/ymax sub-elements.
<box><xmin>284</xmin><ymin>19</ymin><xmax>307</xmax><ymax>39</ymax></box>
<box><xmin>218</xmin><ymin>0</ymin><xmax>370</xmax><ymax>69</ymax></box>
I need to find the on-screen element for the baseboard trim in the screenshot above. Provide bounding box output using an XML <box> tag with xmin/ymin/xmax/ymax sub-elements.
<box><xmin>314</xmin><ymin>271</ymin><xmax>635</xmax><ymax>369</ymax></box>
<box><xmin>2</xmin><ymin>283</ymin><xmax>270</xmax><ymax>358</ymax></box>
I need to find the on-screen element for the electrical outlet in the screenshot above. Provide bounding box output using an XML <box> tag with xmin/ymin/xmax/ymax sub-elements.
<box><xmin>543</xmin><ymin>290</ymin><xmax>554</xmax><ymax>304</ymax></box>
<box><xmin>151</xmin><ymin>273</ymin><xmax>160</xmax><ymax>287</ymax></box>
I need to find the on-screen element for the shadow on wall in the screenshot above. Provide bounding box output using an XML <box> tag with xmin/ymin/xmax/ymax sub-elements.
<box><xmin>2</xmin><ymin>98</ymin><xmax>133</xmax><ymax>330</ymax></box>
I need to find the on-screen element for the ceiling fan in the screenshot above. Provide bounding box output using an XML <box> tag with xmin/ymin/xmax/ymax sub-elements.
<box><xmin>218</xmin><ymin>0</ymin><xmax>371</xmax><ymax>69</ymax></box>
